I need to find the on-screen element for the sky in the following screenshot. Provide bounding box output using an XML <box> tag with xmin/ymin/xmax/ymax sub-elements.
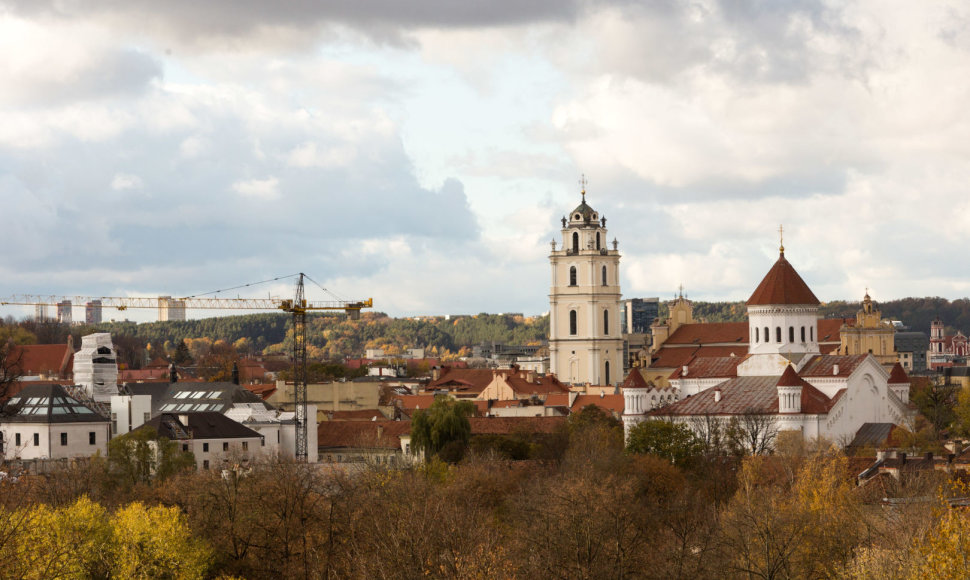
<box><xmin>2</xmin><ymin>1</ymin><xmax>970</xmax><ymax>322</ymax></box>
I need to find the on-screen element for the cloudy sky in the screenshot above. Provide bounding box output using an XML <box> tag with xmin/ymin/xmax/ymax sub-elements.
<box><xmin>1</xmin><ymin>1</ymin><xmax>969</xmax><ymax>321</ymax></box>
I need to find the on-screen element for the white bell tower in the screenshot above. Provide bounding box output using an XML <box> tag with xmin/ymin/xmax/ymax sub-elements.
<box><xmin>548</xmin><ymin>177</ymin><xmax>623</xmax><ymax>386</ymax></box>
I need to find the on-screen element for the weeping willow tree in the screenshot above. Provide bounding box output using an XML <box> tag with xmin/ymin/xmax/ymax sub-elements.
<box><xmin>410</xmin><ymin>396</ymin><xmax>476</xmax><ymax>463</ymax></box>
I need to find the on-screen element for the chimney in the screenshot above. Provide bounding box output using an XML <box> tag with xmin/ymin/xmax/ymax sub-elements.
<box><xmin>714</xmin><ymin>388</ymin><xmax>721</xmax><ymax>403</ymax></box>
<box><xmin>231</xmin><ymin>361</ymin><xmax>240</xmax><ymax>385</ymax></box>
<box><xmin>900</xmin><ymin>452</ymin><xmax>907</xmax><ymax>465</ymax></box>
<box><xmin>833</xmin><ymin>364</ymin><xmax>839</xmax><ymax>376</ymax></box>
<box><xmin>876</xmin><ymin>450</ymin><xmax>886</xmax><ymax>461</ymax></box>
<box><xmin>431</xmin><ymin>366</ymin><xmax>441</xmax><ymax>381</ymax></box>
<box><xmin>682</xmin><ymin>365</ymin><xmax>688</xmax><ymax>377</ymax></box>
<box><xmin>377</xmin><ymin>424</ymin><xmax>384</xmax><ymax>439</ymax></box>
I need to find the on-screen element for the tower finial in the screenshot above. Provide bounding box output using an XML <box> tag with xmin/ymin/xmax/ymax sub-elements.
<box><xmin>579</xmin><ymin>174</ymin><xmax>587</xmax><ymax>202</ymax></box>
<box><xmin>778</xmin><ymin>224</ymin><xmax>785</xmax><ymax>255</ymax></box>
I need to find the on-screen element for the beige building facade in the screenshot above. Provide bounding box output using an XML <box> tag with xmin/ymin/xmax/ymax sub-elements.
<box><xmin>548</xmin><ymin>186</ymin><xmax>623</xmax><ymax>386</ymax></box>
<box><xmin>839</xmin><ymin>292</ymin><xmax>896</xmax><ymax>366</ymax></box>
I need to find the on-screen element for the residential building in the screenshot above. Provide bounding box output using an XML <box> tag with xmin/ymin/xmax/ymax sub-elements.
<box><xmin>895</xmin><ymin>331</ymin><xmax>929</xmax><ymax>372</ymax></box>
<box><xmin>9</xmin><ymin>338</ymin><xmax>74</xmax><ymax>380</ymax></box>
<box><xmin>137</xmin><ymin>412</ymin><xmax>263</xmax><ymax>471</ymax></box>
<box><xmin>85</xmin><ymin>300</ymin><xmax>102</xmax><ymax>324</ymax></box>
<box><xmin>157</xmin><ymin>296</ymin><xmax>186</xmax><ymax>321</ymax></box>
<box><xmin>549</xmin><ymin>185</ymin><xmax>623</xmax><ymax>386</ymax></box>
<box><xmin>621</xmin><ymin>298</ymin><xmax>659</xmax><ymax>334</ymax></box>
<box><xmin>0</xmin><ymin>384</ymin><xmax>111</xmax><ymax>461</ymax></box>
<box><xmin>56</xmin><ymin>300</ymin><xmax>72</xmax><ymax>325</ymax></box>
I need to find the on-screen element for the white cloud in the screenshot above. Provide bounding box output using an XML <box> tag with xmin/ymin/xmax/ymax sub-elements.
<box><xmin>231</xmin><ymin>176</ymin><xmax>280</xmax><ymax>200</ymax></box>
<box><xmin>111</xmin><ymin>173</ymin><xmax>143</xmax><ymax>191</ymax></box>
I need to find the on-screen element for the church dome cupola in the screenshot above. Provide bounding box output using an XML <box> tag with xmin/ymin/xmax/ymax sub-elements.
<box><xmin>568</xmin><ymin>176</ymin><xmax>600</xmax><ymax>226</ymax></box>
<box><xmin>746</xmin><ymin>229</ymin><xmax>821</xmax><ymax>357</ymax></box>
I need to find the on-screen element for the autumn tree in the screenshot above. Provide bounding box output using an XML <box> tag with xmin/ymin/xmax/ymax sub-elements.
<box><xmin>410</xmin><ymin>396</ymin><xmax>476</xmax><ymax>462</ymax></box>
<box><xmin>626</xmin><ymin>419</ymin><xmax>704</xmax><ymax>468</ymax></box>
<box><xmin>108</xmin><ymin>428</ymin><xmax>194</xmax><ymax>487</ymax></box>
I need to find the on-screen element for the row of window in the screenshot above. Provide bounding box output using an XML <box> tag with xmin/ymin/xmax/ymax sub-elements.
<box><xmin>568</xmin><ymin>309</ymin><xmax>611</xmax><ymax>336</ymax></box>
<box><xmin>568</xmin><ymin>265</ymin><xmax>612</xmax><ymax>286</ymax></box>
<box><xmin>13</xmin><ymin>432</ymin><xmax>98</xmax><ymax>447</ymax></box>
<box><xmin>194</xmin><ymin>440</ymin><xmax>254</xmax><ymax>454</ymax></box>
<box><xmin>754</xmin><ymin>325</ymin><xmax>814</xmax><ymax>344</ymax></box>
<box><xmin>569</xmin><ymin>231</ymin><xmax>602</xmax><ymax>252</ymax></box>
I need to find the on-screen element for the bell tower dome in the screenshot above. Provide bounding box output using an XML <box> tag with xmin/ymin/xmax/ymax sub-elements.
<box><xmin>549</xmin><ymin>177</ymin><xmax>624</xmax><ymax>385</ymax></box>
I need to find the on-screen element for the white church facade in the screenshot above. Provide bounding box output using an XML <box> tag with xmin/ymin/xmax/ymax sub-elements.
<box><xmin>548</xmin><ymin>184</ymin><xmax>624</xmax><ymax>386</ymax></box>
<box><xmin>622</xmin><ymin>244</ymin><xmax>913</xmax><ymax>446</ymax></box>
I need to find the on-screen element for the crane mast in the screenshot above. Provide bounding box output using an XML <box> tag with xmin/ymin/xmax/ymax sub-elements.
<box><xmin>1</xmin><ymin>275</ymin><xmax>371</xmax><ymax>462</ymax></box>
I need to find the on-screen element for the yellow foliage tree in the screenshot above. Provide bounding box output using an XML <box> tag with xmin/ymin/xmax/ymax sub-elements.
<box><xmin>109</xmin><ymin>502</ymin><xmax>211</xmax><ymax>580</ymax></box>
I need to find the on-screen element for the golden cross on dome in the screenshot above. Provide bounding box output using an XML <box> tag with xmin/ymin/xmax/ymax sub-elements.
<box><xmin>778</xmin><ymin>224</ymin><xmax>785</xmax><ymax>255</ymax></box>
<box><xmin>579</xmin><ymin>174</ymin><xmax>587</xmax><ymax>201</ymax></box>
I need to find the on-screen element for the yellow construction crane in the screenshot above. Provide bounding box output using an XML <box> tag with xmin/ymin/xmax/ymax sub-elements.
<box><xmin>0</xmin><ymin>273</ymin><xmax>373</xmax><ymax>462</ymax></box>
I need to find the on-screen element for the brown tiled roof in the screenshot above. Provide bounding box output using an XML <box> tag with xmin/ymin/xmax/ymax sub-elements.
<box><xmin>620</xmin><ymin>369</ymin><xmax>650</xmax><ymax>390</ymax></box>
<box><xmin>571</xmin><ymin>394</ymin><xmax>624</xmax><ymax>414</ymax></box>
<box><xmin>776</xmin><ymin>364</ymin><xmax>801</xmax><ymax>387</ymax></box>
<box><xmin>118</xmin><ymin>368</ymin><xmax>172</xmax><ymax>382</ymax></box>
<box><xmin>428</xmin><ymin>367</ymin><xmax>496</xmax><ymax>393</ymax></box>
<box><xmin>799</xmin><ymin>354</ymin><xmax>868</xmax><ymax>378</ymax></box>
<box><xmin>665</xmin><ymin>322</ymin><xmax>749</xmax><ymax>345</ymax></box>
<box><xmin>392</xmin><ymin>394</ymin><xmax>438</xmax><ymax>410</ymax></box>
<box><xmin>888</xmin><ymin>363</ymin><xmax>910</xmax><ymax>384</ymax></box>
<box><xmin>317</xmin><ymin>420</ymin><xmax>411</xmax><ymax>450</ymax></box>
<box><xmin>505</xmin><ymin>374</ymin><xmax>569</xmax><ymax>396</ymax></box>
<box><xmin>468</xmin><ymin>416</ymin><xmax>566</xmax><ymax>435</ymax></box>
<box><xmin>652</xmin><ymin>345</ymin><xmax>747</xmax><ymax>369</ymax></box>
<box><xmin>10</xmin><ymin>344</ymin><xmax>73</xmax><ymax>377</ymax></box>
<box><xmin>747</xmin><ymin>252</ymin><xmax>820</xmax><ymax>306</ymax></box>
<box><xmin>674</xmin><ymin>356</ymin><xmax>742</xmax><ymax>380</ymax></box>
<box><xmin>326</xmin><ymin>410</ymin><xmax>387</xmax><ymax>421</ymax></box>
<box><xmin>244</xmin><ymin>383</ymin><xmax>277</xmax><ymax>400</ymax></box>
<box><xmin>817</xmin><ymin>319</ymin><xmax>848</xmax><ymax>344</ymax></box>
<box><xmin>653</xmin><ymin>375</ymin><xmax>834</xmax><ymax>416</ymax></box>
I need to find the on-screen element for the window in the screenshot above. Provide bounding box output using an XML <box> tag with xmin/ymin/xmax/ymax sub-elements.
<box><xmin>242</xmin><ymin>441</ymin><xmax>249</xmax><ymax>452</ymax></box>
<box><xmin>60</xmin><ymin>433</ymin><xmax>67</xmax><ymax>446</ymax></box>
<box><xmin>605</xmin><ymin>361</ymin><xmax>611</xmax><ymax>385</ymax></box>
<box><xmin>569</xmin><ymin>310</ymin><xmax>577</xmax><ymax>335</ymax></box>
<box><xmin>89</xmin><ymin>432</ymin><xmax>96</xmax><ymax>445</ymax></box>
<box><xmin>789</xmin><ymin>327</ymin><xmax>795</xmax><ymax>342</ymax></box>
<box><xmin>776</xmin><ymin>327</ymin><xmax>782</xmax><ymax>342</ymax></box>
<box><xmin>601</xmin><ymin>265</ymin><xmax>607</xmax><ymax>286</ymax></box>
<box><xmin>764</xmin><ymin>327</ymin><xmax>769</xmax><ymax>343</ymax></box>
<box><xmin>569</xmin><ymin>266</ymin><xmax>577</xmax><ymax>286</ymax></box>
<box><xmin>203</xmin><ymin>460</ymin><xmax>209</xmax><ymax>470</ymax></box>
<box><xmin>572</xmin><ymin>232</ymin><xmax>579</xmax><ymax>252</ymax></box>
<box><xmin>801</xmin><ymin>326</ymin><xmax>806</xmax><ymax>342</ymax></box>
<box><xmin>182</xmin><ymin>444</ymin><xmax>188</xmax><ymax>452</ymax></box>
<box><xmin>222</xmin><ymin>442</ymin><xmax>229</xmax><ymax>452</ymax></box>
<box><xmin>810</xmin><ymin>327</ymin><xmax>814</xmax><ymax>341</ymax></box>
<box><xmin>596</xmin><ymin>232</ymin><xmax>601</xmax><ymax>250</ymax></box>
<box><xmin>33</xmin><ymin>433</ymin><xmax>39</xmax><ymax>446</ymax></box>
<box><xmin>15</xmin><ymin>433</ymin><xmax>20</xmax><ymax>447</ymax></box>
<box><xmin>603</xmin><ymin>310</ymin><xmax>609</xmax><ymax>335</ymax></box>
<box><xmin>203</xmin><ymin>443</ymin><xmax>209</xmax><ymax>453</ymax></box>
<box><xmin>143</xmin><ymin>412</ymin><xmax>151</xmax><ymax>424</ymax></box>
<box><xmin>755</xmin><ymin>327</ymin><xmax>759</xmax><ymax>342</ymax></box>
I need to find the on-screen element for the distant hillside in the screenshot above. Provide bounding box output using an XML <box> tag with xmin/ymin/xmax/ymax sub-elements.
<box><xmin>661</xmin><ymin>297</ymin><xmax>968</xmax><ymax>335</ymax></box>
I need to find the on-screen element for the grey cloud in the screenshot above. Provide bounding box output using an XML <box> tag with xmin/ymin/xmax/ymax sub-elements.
<box><xmin>4</xmin><ymin>0</ymin><xmax>584</xmax><ymax>47</ymax></box>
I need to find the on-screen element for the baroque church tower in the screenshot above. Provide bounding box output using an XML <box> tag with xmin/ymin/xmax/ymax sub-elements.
<box><xmin>548</xmin><ymin>180</ymin><xmax>623</xmax><ymax>385</ymax></box>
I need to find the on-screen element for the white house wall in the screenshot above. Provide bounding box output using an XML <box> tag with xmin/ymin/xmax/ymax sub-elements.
<box><xmin>1</xmin><ymin>422</ymin><xmax>110</xmax><ymax>460</ymax></box>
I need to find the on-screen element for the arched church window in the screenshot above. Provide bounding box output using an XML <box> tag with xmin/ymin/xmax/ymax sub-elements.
<box><xmin>569</xmin><ymin>266</ymin><xmax>577</xmax><ymax>286</ymax></box>
<box><xmin>569</xmin><ymin>310</ymin><xmax>577</xmax><ymax>335</ymax></box>
<box><xmin>572</xmin><ymin>232</ymin><xmax>579</xmax><ymax>252</ymax></box>
<box><xmin>596</xmin><ymin>232</ymin><xmax>601</xmax><ymax>250</ymax></box>
<box><xmin>601</xmin><ymin>265</ymin><xmax>607</xmax><ymax>286</ymax></box>
<box><xmin>604</xmin><ymin>310</ymin><xmax>609</xmax><ymax>335</ymax></box>
<box><xmin>801</xmin><ymin>326</ymin><xmax>806</xmax><ymax>342</ymax></box>
<box><xmin>605</xmin><ymin>361</ymin><xmax>610</xmax><ymax>385</ymax></box>
<box><xmin>776</xmin><ymin>327</ymin><xmax>782</xmax><ymax>343</ymax></box>
<box><xmin>789</xmin><ymin>327</ymin><xmax>795</xmax><ymax>342</ymax></box>
<box><xmin>755</xmin><ymin>327</ymin><xmax>760</xmax><ymax>342</ymax></box>
<box><xmin>764</xmin><ymin>327</ymin><xmax>769</xmax><ymax>343</ymax></box>
<box><xmin>810</xmin><ymin>327</ymin><xmax>814</xmax><ymax>341</ymax></box>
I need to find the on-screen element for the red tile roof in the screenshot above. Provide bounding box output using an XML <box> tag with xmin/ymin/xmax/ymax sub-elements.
<box><xmin>777</xmin><ymin>364</ymin><xmax>801</xmax><ymax>387</ymax></box>
<box><xmin>798</xmin><ymin>354</ymin><xmax>868</xmax><ymax>378</ymax></box>
<box><xmin>888</xmin><ymin>363</ymin><xmax>910</xmax><ymax>384</ymax></box>
<box><xmin>325</xmin><ymin>410</ymin><xmax>387</xmax><ymax>421</ymax></box>
<box><xmin>747</xmin><ymin>252</ymin><xmax>820</xmax><ymax>306</ymax></box>
<box><xmin>653</xmin><ymin>374</ymin><xmax>835</xmax><ymax>416</ymax></box>
<box><xmin>505</xmin><ymin>374</ymin><xmax>569</xmax><ymax>396</ymax></box>
<box><xmin>317</xmin><ymin>420</ymin><xmax>411</xmax><ymax>450</ymax></box>
<box><xmin>10</xmin><ymin>344</ymin><xmax>73</xmax><ymax>377</ymax></box>
<box><xmin>620</xmin><ymin>370</ymin><xmax>650</xmax><ymax>390</ymax></box>
<box><xmin>674</xmin><ymin>356</ymin><xmax>743</xmax><ymax>380</ymax></box>
<box><xmin>817</xmin><ymin>319</ymin><xmax>848</xmax><ymax>344</ymax></box>
<box><xmin>118</xmin><ymin>368</ymin><xmax>172</xmax><ymax>382</ymax></box>
<box><xmin>652</xmin><ymin>345</ymin><xmax>747</xmax><ymax>369</ymax></box>
<box><xmin>244</xmin><ymin>383</ymin><xmax>277</xmax><ymax>400</ymax></box>
<box><xmin>468</xmin><ymin>416</ymin><xmax>566</xmax><ymax>435</ymax></box>
<box><xmin>665</xmin><ymin>322</ymin><xmax>749</xmax><ymax>345</ymax></box>
<box><xmin>571</xmin><ymin>394</ymin><xmax>624</xmax><ymax>414</ymax></box>
<box><xmin>429</xmin><ymin>367</ymin><xmax>497</xmax><ymax>393</ymax></box>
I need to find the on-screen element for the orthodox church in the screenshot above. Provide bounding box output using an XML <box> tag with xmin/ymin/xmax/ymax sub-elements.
<box><xmin>622</xmin><ymin>241</ymin><xmax>913</xmax><ymax>446</ymax></box>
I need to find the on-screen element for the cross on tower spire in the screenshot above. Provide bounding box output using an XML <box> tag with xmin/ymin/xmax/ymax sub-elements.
<box><xmin>579</xmin><ymin>174</ymin><xmax>587</xmax><ymax>203</ymax></box>
<box><xmin>778</xmin><ymin>224</ymin><xmax>785</xmax><ymax>255</ymax></box>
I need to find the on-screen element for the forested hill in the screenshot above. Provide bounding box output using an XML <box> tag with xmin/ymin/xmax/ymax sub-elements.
<box><xmin>65</xmin><ymin>312</ymin><xmax>550</xmax><ymax>361</ymax></box>
<box><xmin>665</xmin><ymin>297</ymin><xmax>970</xmax><ymax>335</ymax></box>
